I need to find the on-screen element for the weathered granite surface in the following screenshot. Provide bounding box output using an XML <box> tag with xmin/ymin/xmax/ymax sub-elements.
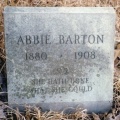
<box><xmin>4</xmin><ymin>7</ymin><xmax>115</xmax><ymax>113</ymax></box>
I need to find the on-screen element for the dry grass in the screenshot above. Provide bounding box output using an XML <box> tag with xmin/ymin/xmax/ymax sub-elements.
<box><xmin>0</xmin><ymin>0</ymin><xmax>120</xmax><ymax>119</ymax></box>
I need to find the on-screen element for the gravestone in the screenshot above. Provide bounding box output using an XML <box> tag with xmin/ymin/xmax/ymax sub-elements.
<box><xmin>4</xmin><ymin>7</ymin><xmax>115</xmax><ymax>113</ymax></box>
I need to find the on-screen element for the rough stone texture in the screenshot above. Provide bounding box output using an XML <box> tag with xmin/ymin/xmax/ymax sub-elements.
<box><xmin>4</xmin><ymin>7</ymin><xmax>115</xmax><ymax>113</ymax></box>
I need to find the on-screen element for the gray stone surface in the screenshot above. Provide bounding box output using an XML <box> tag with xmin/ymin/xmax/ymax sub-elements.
<box><xmin>4</xmin><ymin>7</ymin><xmax>115</xmax><ymax>113</ymax></box>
